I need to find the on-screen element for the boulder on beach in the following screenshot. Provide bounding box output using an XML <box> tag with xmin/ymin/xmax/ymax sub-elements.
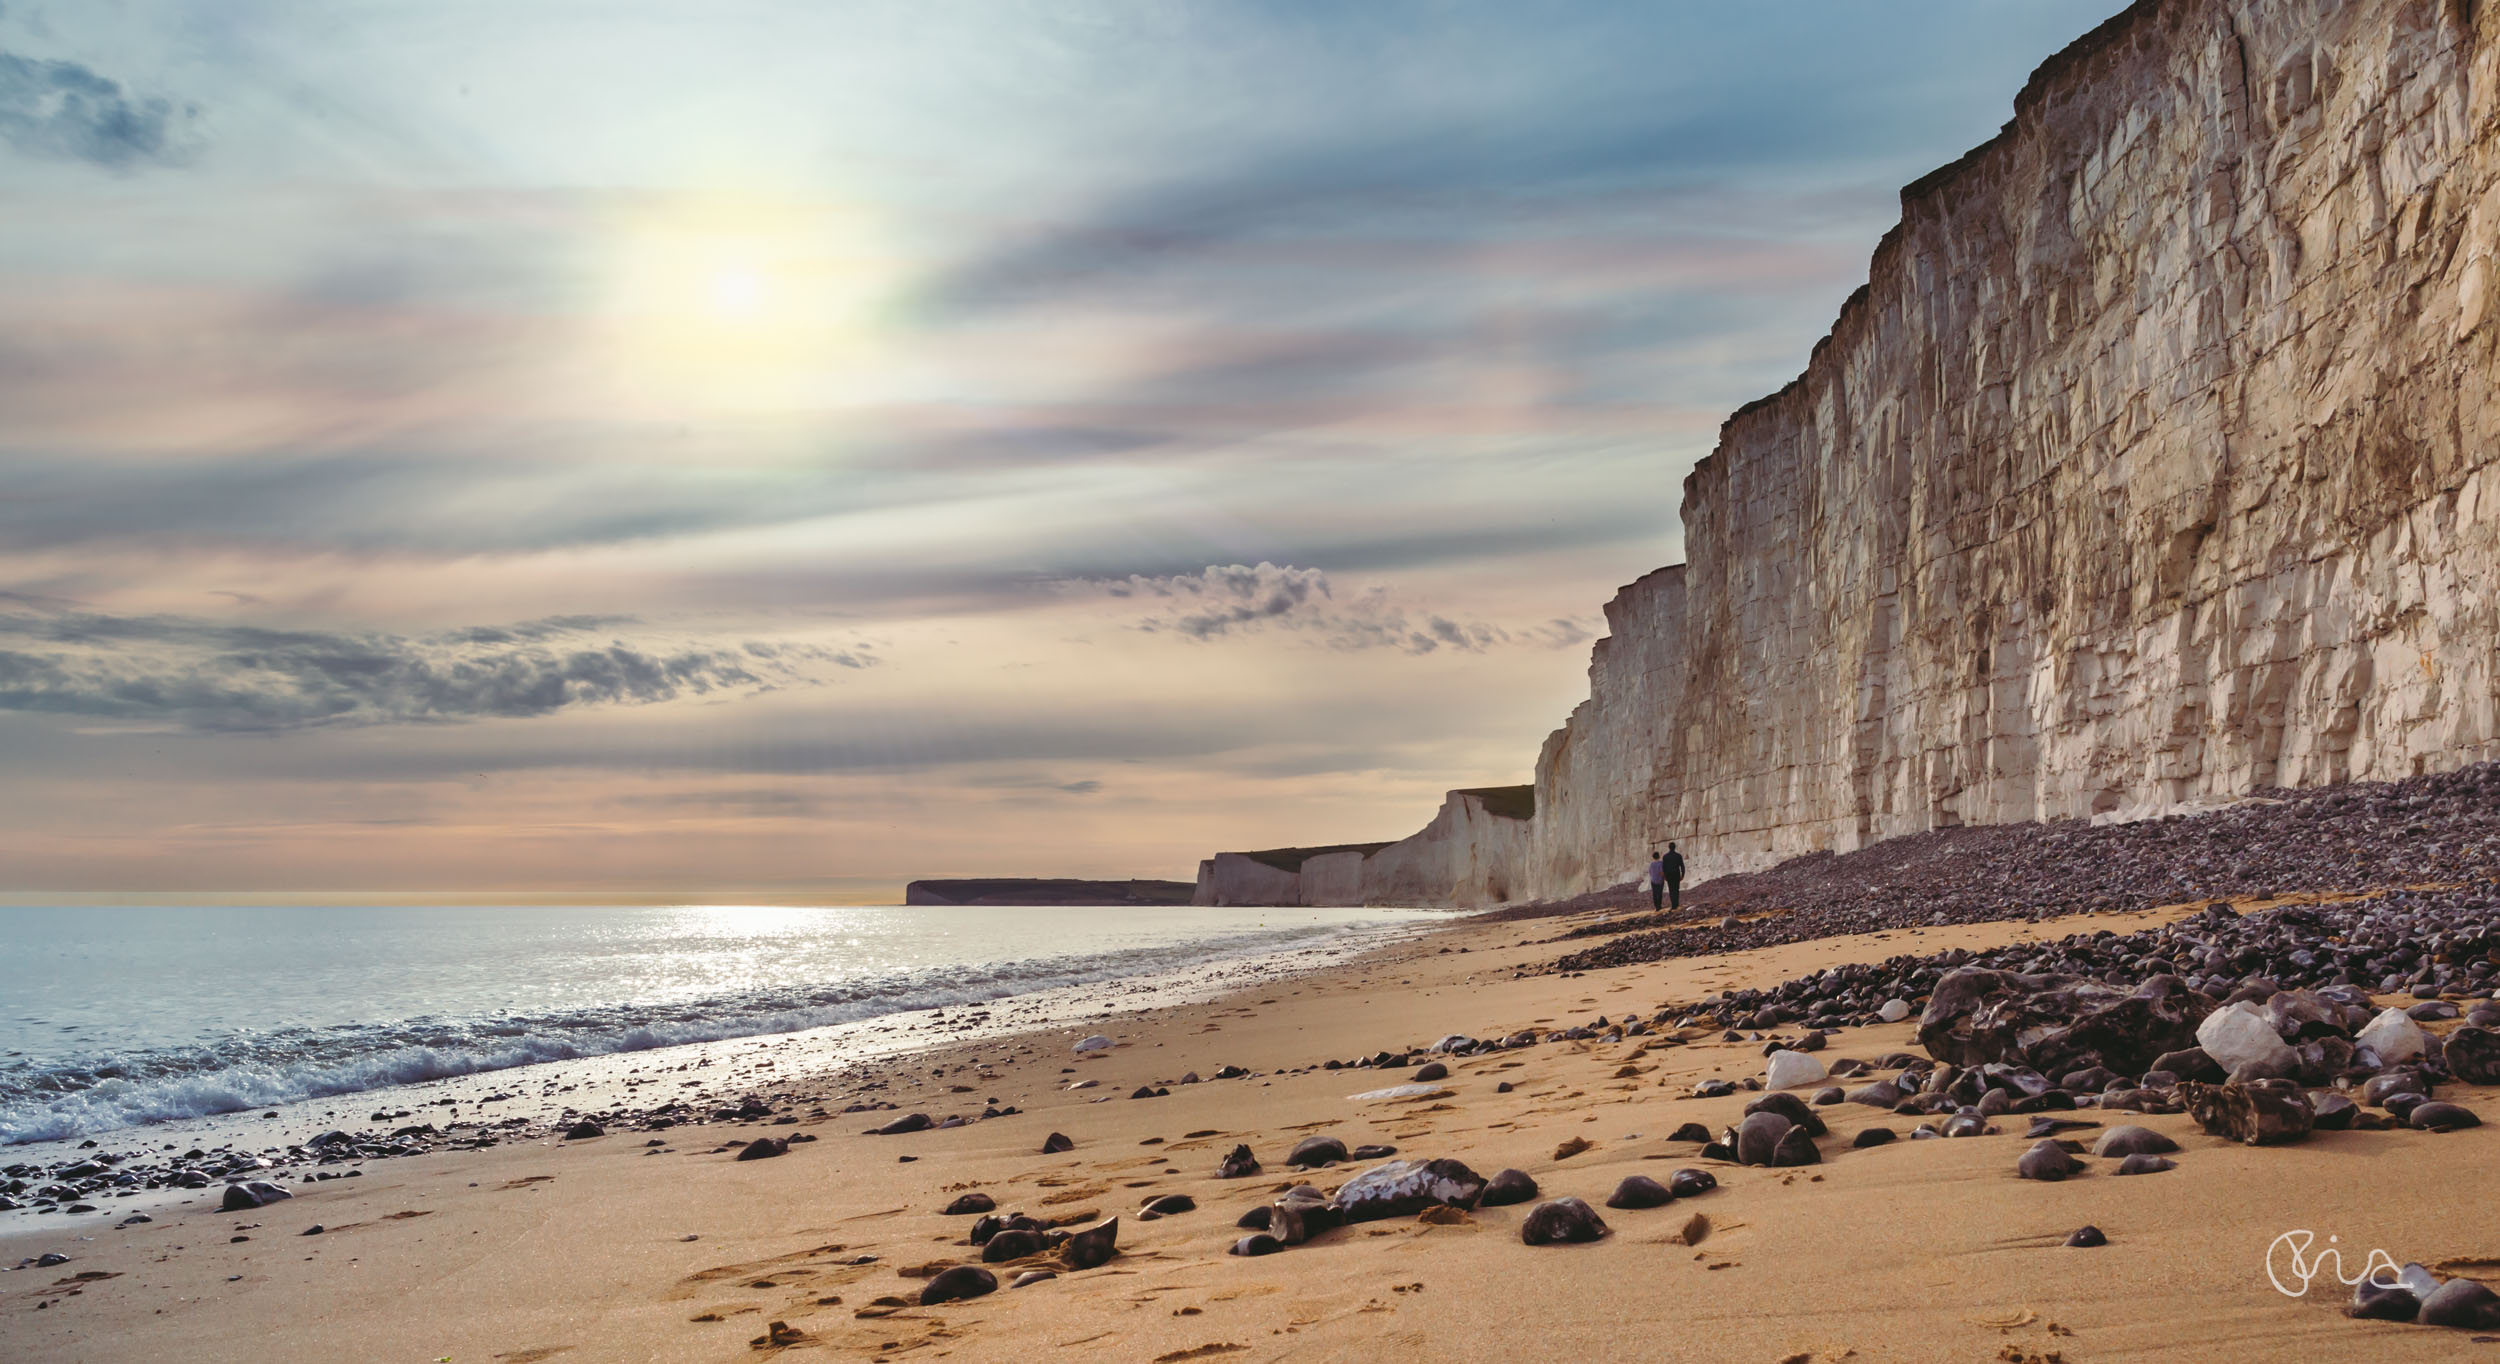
<box><xmin>1330</xmin><ymin>1158</ymin><xmax>1486</xmax><ymax>1223</ymax></box>
<box><xmin>1918</xmin><ymin>968</ymin><xmax>2213</xmax><ymax>1077</ymax></box>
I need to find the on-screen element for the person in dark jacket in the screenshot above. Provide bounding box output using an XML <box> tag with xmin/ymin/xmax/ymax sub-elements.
<box><xmin>1662</xmin><ymin>842</ymin><xmax>1685</xmax><ymax>910</ymax></box>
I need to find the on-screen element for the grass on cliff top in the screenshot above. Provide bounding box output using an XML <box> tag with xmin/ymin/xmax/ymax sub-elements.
<box><xmin>1239</xmin><ymin>842</ymin><xmax>1397</xmax><ymax>874</ymax></box>
<box><xmin>1455</xmin><ymin>784</ymin><xmax>1535</xmax><ymax>820</ymax></box>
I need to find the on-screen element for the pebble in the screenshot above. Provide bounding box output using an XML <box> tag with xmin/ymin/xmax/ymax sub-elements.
<box><xmin>1230</xmin><ymin>1233</ymin><xmax>1284</xmax><ymax>1256</ymax></box>
<box><xmin>2421</xmin><ymin>1279</ymin><xmax>2500</xmax><ymax>1330</ymax></box>
<box><xmin>2410</xmin><ymin>1102</ymin><xmax>2481</xmax><ymax>1131</ymax></box>
<box><xmin>1286</xmin><ymin>1136</ymin><xmax>1348</xmax><ymax>1169</ymax></box>
<box><xmin>1010</xmin><ymin>1269</ymin><xmax>1056</xmax><ymax>1288</ymax></box>
<box><xmin>1852</xmin><ymin>1127</ymin><xmax>1897</xmax><ymax>1148</ymax></box>
<box><xmin>1764</xmin><ymin>1050</ymin><xmax>1827</xmax><ymax>1090</ymax></box>
<box><xmin>2065</xmin><ymin>1225</ymin><xmax>2107</xmax><ymax>1247</ymax></box>
<box><xmin>1061</xmin><ymin>1216</ymin><xmax>1119</xmax><ymax>1270</ymax></box>
<box><xmin>1771</xmin><ymin>1126</ymin><xmax>1820</xmax><ymax>1167</ymax></box>
<box><xmin>941</xmin><ymin>1193</ymin><xmax>996</xmax><ymax>1216</ymax></box>
<box><xmin>980</xmin><ymin>1229</ymin><xmax>1047</xmax><ymax>1263</ymax></box>
<box><xmin>919</xmin><ymin>1265</ymin><xmax>997</xmax><ymax>1306</ymax></box>
<box><xmin>1519</xmin><ymin>1197</ymin><xmax>1609</xmax><ymax>1246</ymax></box>
<box><xmin>2113</xmin><ymin>1153</ymin><xmax>2177</xmax><ymax>1175</ymax></box>
<box><xmin>2187</xmin><ymin>1083</ymin><xmax>2315</xmax><ymax>1145</ymax></box>
<box><xmin>1479</xmin><ymin>1168</ymin><xmax>1540</xmax><ymax>1207</ymax></box>
<box><xmin>2015</xmin><ymin>1141</ymin><xmax>2083</xmax><ymax>1181</ymax></box>
<box><xmin>1667</xmin><ymin>1168</ymin><xmax>1716</xmax><ymax>1197</ymax></box>
<box><xmin>1735</xmin><ymin>1111</ymin><xmax>1792</xmax><ymax>1166</ymax></box>
<box><xmin>734</xmin><ymin>1137</ymin><xmax>788</xmax><ymax>1162</ymax></box>
<box><xmin>1604</xmin><ymin>1176</ymin><xmax>1675</xmax><ymax>1210</ymax></box>
<box><xmin>1217</xmin><ymin>1144</ymin><xmax>1262</xmax><ymax>1179</ymax></box>
<box><xmin>2348</xmin><ymin>1277</ymin><xmax>2421</xmax><ymax>1321</ymax></box>
<box><xmin>220</xmin><ymin>1181</ymin><xmax>292</xmax><ymax>1212</ymax></box>
<box><xmin>2089</xmin><ymin>1126</ymin><xmax>2177</xmax><ymax>1158</ymax></box>
<box><xmin>1040</xmin><ymin>1132</ymin><xmax>1074</xmax><ymax>1154</ymax></box>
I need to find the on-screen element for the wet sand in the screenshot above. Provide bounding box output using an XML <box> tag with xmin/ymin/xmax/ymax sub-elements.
<box><xmin>6</xmin><ymin>899</ymin><xmax>2492</xmax><ymax>1364</ymax></box>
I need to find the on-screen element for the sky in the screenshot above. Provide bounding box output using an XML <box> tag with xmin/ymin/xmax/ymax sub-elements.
<box><xmin>0</xmin><ymin>0</ymin><xmax>2122</xmax><ymax>903</ymax></box>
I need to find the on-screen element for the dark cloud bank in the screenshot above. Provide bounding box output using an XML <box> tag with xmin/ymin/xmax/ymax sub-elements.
<box><xmin>0</xmin><ymin>606</ymin><xmax>868</xmax><ymax>733</ymax></box>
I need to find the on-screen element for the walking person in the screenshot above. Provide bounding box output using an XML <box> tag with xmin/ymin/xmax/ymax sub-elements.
<box><xmin>1646</xmin><ymin>850</ymin><xmax>1667</xmax><ymax>910</ymax></box>
<box><xmin>1662</xmin><ymin>841</ymin><xmax>1684</xmax><ymax>911</ymax></box>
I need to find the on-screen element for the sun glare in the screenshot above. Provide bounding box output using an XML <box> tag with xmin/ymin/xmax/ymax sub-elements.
<box><xmin>599</xmin><ymin>197</ymin><xmax>892</xmax><ymax>416</ymax></box>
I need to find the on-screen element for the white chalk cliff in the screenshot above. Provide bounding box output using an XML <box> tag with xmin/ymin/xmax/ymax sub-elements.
<box><xmin>1201</xmin><ymin>0</ymin><xmax>2500</xmax><ymax>907</ymax></box>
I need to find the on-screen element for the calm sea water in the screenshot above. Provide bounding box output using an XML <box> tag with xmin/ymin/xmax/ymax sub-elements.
<box><xmin>0</xmin><ymin>903</ymin><xmax>1444</xmax><ymax>1144</ymax></box>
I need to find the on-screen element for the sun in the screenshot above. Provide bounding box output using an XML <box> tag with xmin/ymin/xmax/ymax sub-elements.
<box><xmin>597</xmin><ymin>196</ymin><xmax>893</xmax><ymax>416</ymax></box>
<box><xmin>709</xmin><ymin>266</ymin><xmax>764</xmax><ymax>318</ymax></box>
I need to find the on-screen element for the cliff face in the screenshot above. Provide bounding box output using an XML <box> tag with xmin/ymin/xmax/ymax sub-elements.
<box><xmin>1526</xmin><ymin>0</ymin><xmax>2500</xmax><ymax>898</ymax></box>
<box><xmin>1189</xmin><ymin>790</ymin><xmax>1533</xmax><ymax>907</ymax></box>
<box><xmin>1358</xmin><ymin>789</ymin><xmax>1535</xmax><ymax>907</ymax></box>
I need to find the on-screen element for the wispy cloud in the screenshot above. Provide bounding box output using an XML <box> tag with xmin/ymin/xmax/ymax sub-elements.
<box><xmin>0</xmin><ymin>51</ymin><xmax>195</xmax><ymax>169</ymax></box>
<box><xmin>1080</xmin><ymin>562</ymin><xmax>1588</xmax><ymax>656</ymax></box>
<box><xmin>0</xmin><ymin>607</ymin><xmax>870</xmax><ymax>733</ymax></box>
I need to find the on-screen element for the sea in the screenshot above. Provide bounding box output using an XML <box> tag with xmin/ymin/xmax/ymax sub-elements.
<box><xmin>0</xmin><ymin>902</ymin><xmax>1449</xmax><ymax>1150</ymax></box>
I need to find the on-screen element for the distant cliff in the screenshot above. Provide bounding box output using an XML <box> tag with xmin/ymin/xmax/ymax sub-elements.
<box><xmin>905</xmin><ymin>878</ymin><xmax>1195</xmax><ymax>906</ymax></box>
<box><xmin>1190</xmin><ymin>788</ymin><xmax>1531</xmax><ymax>908</ymax></box>
<box><xmin>1193</xmin><ymin>0</ymin><xmax>2500</xmax><ymax>909</ymax></box>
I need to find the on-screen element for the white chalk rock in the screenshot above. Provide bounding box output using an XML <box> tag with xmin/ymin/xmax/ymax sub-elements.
<box><xmin>1347</xmin><ymin>1082</ymin><xmax>1452</xmax><ymax>1102</ymax></box>
<box><xmin>1764</xmin><ymin>1049</ymin><xmax>1827</xmax><ymax>1090</ymax></box>
<box><xmin>1430</xmin><ymin>1034</ymin><xmax>1477</xmax><ymax>1054</ymax></box>
<box><xmin>1877</xmin><ymin>999</ymin><xmax>1911</xmax><ymax>1023</ymax></box>
<box><xmin>2355</xmin><ymin>1007</ymin><xmax>2427</xmax><ymax>1064</ymax></box>
<box><xmin>2195</xmin><ymin>1001</ymin><xmax>2296</xmax><ymax>1074</ymax></box>
<box><xmin>1072</xmin><ymin>1034</ymin><xmax>1113</xmax><ymax>1053</ymax></box>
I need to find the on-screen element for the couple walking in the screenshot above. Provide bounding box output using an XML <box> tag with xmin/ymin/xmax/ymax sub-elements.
<box><xmin>1646</xmin><ymin>843</ymin><xmax>1684</xmax><ymax>911</ymax></box>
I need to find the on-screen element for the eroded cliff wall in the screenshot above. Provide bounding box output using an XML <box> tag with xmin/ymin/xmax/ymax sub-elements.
<box><xmin>1528</xmin><ymin>0</ymin><xmax>2500</xmax><ymax>899</ymax></box>
<box><xmin>1359</xmin><ymin>790</ymin><xmax>1534</xmax><ymax>908</ymax></box>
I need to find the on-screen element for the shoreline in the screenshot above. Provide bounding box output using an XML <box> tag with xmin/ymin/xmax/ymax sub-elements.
<box><xmin>13</xmin><ymin>890</ymin><xmax>2489</xmax><ymax>1362</ymax></box>
<box><xmin>0</xmin><ymin>913</ymin><xmax>1444</xmax><ymax>1214</ymax></box>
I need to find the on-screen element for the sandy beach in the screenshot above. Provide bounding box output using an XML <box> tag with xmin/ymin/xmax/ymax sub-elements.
<box><xmin>8</xmin><ymin>894</ymin><xmax>2492</xmax><ymax>1364</ymax></box>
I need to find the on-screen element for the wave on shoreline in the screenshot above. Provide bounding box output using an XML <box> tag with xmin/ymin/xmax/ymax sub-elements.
<box><xmin>0</xmin><ymin>920</ymin><xmax>1402</xmax><ymax>1145</ymax></box>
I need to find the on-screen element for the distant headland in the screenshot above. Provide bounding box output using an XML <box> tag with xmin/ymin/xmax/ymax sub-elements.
<box><xmin>902</xmin><ymin>878</ymin><xmax>1196</xmax><ymax>906</ymax></box>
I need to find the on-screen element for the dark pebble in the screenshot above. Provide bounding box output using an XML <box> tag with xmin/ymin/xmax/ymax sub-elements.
<box><xmin>1519</xmin><ymin>1197</ymin><xmax>1609</xmax><ymax>1246</ymax></box>
<box><xmin>919</xmin><ymin>1265</ymin><xmax>997</xmax><ymax>1306</ymax></box>
<box><xmin>1604</xmin><ymin>1176</ymin><xmax>1675</xmax><ymax>1210</ymax></box>
<box><xmin>1479</xmin><ymin>1168</ymin><xmax>1540</xmax><ymax>1207</ymax></box>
